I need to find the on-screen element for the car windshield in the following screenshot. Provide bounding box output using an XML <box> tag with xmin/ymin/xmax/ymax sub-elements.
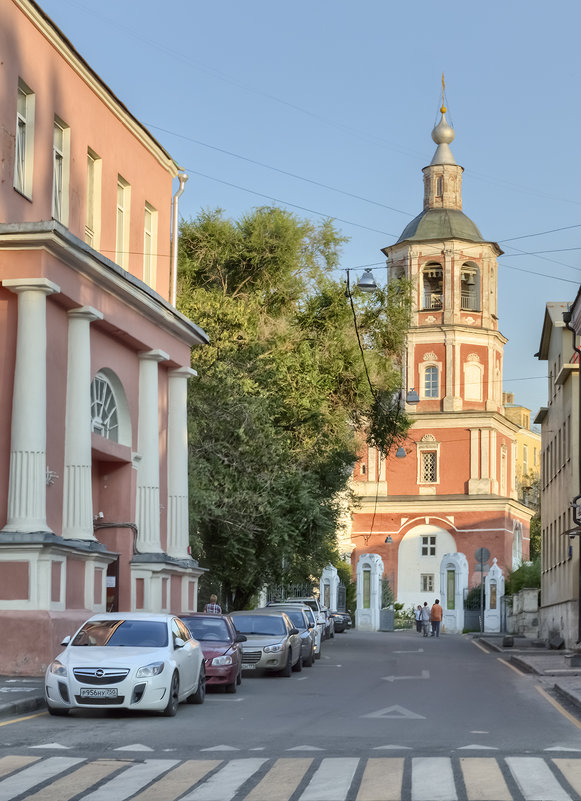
<box><xmin>233</xmin><ymin>615</ymin><xmax>286</xmax><ymax>636</ymax></box>
<box><xmin>303</xmin><ymin>608</ymin><xmax>315</xmax><ymax>625</ymax></box>
<box><xmin>283</xmin><ymin>610</ymin><xmax>305</xmax><ymax>629</ymax></box>
<box><xmin>183</xmin><ymin>617</ymin><xmax>230</xmax><ymax>641</ymax></box>
<box><xmin>71</xmin><ymin>619</ymin><xmax>168</xmax><ymax>647</ymax></box>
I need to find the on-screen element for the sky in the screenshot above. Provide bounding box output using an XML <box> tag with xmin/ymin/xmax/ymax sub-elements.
<box><xmin>38</xmin><ymin>0</ymin><xmax>581</xmax><ymax>418</ymax></box>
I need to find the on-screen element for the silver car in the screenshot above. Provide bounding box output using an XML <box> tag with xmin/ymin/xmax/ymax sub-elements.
<box><xmin>260</xmin><ymin>605</ymin><xmax>316</xmax><ymax>667</ymax></box>
<box><xmin>279</xmin><ymin>598</ymin><xmax>324</xmax><ymax>658</ymax></box>
<box><xmin>230</xmin><ymin>611</ymin><xmax>302</xmax><ymax>676</ymax></box>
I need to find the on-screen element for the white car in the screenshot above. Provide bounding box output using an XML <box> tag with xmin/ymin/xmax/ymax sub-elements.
<box><xmin>45</xmin><ymin>612</ymin><xmax>205</xmax><ymax>717</ymax></box>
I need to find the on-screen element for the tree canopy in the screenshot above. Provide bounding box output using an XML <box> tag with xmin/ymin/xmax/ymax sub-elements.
<box><xmin>178</xmin><ymin>206</ymin><xmax>411</xmax><ymax>609</ymax></box>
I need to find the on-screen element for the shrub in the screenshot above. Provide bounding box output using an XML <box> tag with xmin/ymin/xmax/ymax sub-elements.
<box><xmin>505</xmin><ymin>556</ymin><xmax>540</xmax><ymax>595</ymax></box>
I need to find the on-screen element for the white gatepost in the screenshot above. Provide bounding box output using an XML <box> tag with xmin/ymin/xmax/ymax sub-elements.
<box><xmin>484</xmin><ymin>557</ymin><xmax>505</xmax><ymax>632</ymax></box>
<box><xmin>356</xmin><ymin>553</ymin><xmax>384</xmax><ymax>631</ymax></box>
<box><xmin>320</xmin><ymin>565</ymin><xmax>339</xmax><ymax>610</ymax></box>
<box><xmin>439</xmin><ymin>552</ymin><xmax>468</xmax><ymax>634</ymax></box>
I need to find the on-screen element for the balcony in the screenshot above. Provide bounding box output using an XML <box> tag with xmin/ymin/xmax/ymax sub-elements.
<box><xmin>461</xmin><ymin>291</ymin><xmax>479</xmax><ymax>311</ymax></box>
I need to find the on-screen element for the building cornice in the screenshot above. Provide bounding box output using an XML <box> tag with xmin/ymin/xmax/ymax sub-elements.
<box><xmin>408</xmin><ymin>410</ymin><xmax>520</xmax><ymax>434</ymax></box>
<box><xmin>354</xmin><ymin>494</ymin><xmax>535</xmax><ymax>520</ymax></box>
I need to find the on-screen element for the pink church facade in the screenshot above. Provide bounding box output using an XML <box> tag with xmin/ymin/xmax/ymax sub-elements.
<box><xmin>0</xmin><ymin>0</ymin><xmax>208</xmax><ymax>673</ymax></box>
<box><xmin>351</xmin><ymin>107</ymin><xmax>534</xmax><ymax>609</ymax></box>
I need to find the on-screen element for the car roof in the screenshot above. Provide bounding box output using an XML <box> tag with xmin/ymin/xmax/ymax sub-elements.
<box><xmin>84</xmin><ymin>612</ymin><xmax>175</xmax><ymax>623</ymax></box>
<box><xmin>181</xmin><ymin>612</ymin><xmax>232</xmax><ymax>621</ymax></box>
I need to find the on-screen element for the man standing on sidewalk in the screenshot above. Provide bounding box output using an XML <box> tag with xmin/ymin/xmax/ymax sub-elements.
<box><xmin>420</xmin><ymin>602</ymin><xmax>431</xmax><ymax>637</ymax></box>
<box><xmin>430</xmin><ymin>599</ymin><xmax>443</xmax><ymax>637</ymax></box>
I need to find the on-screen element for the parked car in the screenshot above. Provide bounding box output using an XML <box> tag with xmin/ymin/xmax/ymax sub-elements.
<box><xmin>320</xmin><ymin>606</ymin><xmax>335</xmax><ymax>639</ymax></box>
<box><xmin>45</xmin><ymin>613</ymin><xmax>205</xmax><ymax>717</ymax></box>
<box><xmin>181</xmin><ymin>613</ymin><xmax>246</xmax><ymax>693</ymax></box>
<box><xmin>230</xmin><ymin>611</ymin><xmax>302</xmax><ymax>676</ymax></box>
<box><xmin>259</xmin><ymin>605</ymin><xmax>315</xmax><ymax>667</ymax></box>
<box><xmin>281</xmin><ymin>597</ymin><xmax>326</xmax><ymax>650</ymax></box>
<box><xmin>329</xmin><ymin>611</ymin><xmax>350</xmax><ymax>633</ymax></box>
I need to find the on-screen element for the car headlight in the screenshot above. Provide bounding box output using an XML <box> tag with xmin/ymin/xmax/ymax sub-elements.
<box><xmin>135</xmin><ymin>662</ymin><xmax>165</xmax><ymax>678</ymax></box>
<box><xmin>48</xmin><ymin>660</ymin><xmax>67</xmax><ymax>677</ymax></box>
<box><xmin>211</xmin><ymin>655</ymin><xmax>233</xmax><ymax>666</ymax></box>
<box><xmin>264</xmin><ymin>642</ymin><xmax>284</xmax><ymax>653</ymax></box>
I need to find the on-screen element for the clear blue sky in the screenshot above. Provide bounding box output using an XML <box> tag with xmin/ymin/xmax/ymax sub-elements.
<box><xmin>39</xmin><ymin>0</ymin><xmax>581</xmax><ymax>417</ymax></box>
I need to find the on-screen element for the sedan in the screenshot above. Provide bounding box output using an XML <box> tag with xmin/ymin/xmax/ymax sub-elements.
<box><xmin>230</xmin><ymin>611</ymin><xmax>301</xmax><ymax>676</ymax></box>
<box><xmin>45</xmin><ymin>612</ymin><xmax>205</xmax><ymax>717</ymax></box>
<box><xmin>181</xmin><ymin>613</ymin><xmax>246</xmax><ymax>693</ymax></box>
<box><xmin>257</xmin><ymin>605</ymin><xmax>315</xmax><ymax>667</ymax></box>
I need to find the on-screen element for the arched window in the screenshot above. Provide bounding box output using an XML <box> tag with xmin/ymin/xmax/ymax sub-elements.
<box><xmin>422</xmin><ymin>263</ymin><xmax>443</xmax><ymax>310</ymax></box>
<box><xmin>424</xmin><ymin>366</ymin><xmax>439</xmax><ymax>398</ymax></box>
<box><xmin>464</xmin><ymin>357</ymin><xmax>483</xmax><ymax>402</ymax></box>
<box><xmin>91</xmin><ymin>373</ymin><xmax>119</xmax><ymax>441</ymax></box>
<box><xmin>461</xmin><ymin>263</ymin><xmax>480</xmax><ymax>310</ymax></box>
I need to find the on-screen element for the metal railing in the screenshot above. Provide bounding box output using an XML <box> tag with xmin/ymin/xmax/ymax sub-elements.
<box><xmin>423</xmin><ymin>293</ymin><xmax>442</xmax><ymax>310</ymax></box>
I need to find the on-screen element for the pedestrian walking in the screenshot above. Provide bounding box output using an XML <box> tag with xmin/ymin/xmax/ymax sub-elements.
<box><xmin>420</xmin><ymin>601</ymin><xmax>431</xmax><ymax>637</ymax></box>
<box><xmin>415</xmin><ymin>604</ymin><xmax>422</xmax><ymax>633</ymax></box>
<box><xmin>204</xmin><ymin>594</ymin><xmax>222</xmax><ymax>614</ymax></box>
<box><xmin>430</xmin><ymin>599</ymin><xmax>443</xmax><ymax>637</ymax></box>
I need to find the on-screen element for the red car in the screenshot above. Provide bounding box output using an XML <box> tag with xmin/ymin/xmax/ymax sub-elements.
<box><xmin>181</xmin><ymin>613</ymin><xmax>246</xmax><ymax>693</ymax></box>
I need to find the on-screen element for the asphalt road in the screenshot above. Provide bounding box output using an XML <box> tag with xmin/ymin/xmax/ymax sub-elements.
<box><xmin>3</xmin><ymin>629</ymin><xmax>581</xmax><ymax>800</ymax></box>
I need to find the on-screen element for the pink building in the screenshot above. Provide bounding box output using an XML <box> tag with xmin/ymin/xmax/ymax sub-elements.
<box><xmin>0</xmin><ymin>0</ymin><xmax>208</xmax><ymax>674</ymax></box>
<box><xmin>350</xmin><ymin>107</ymin><xmax>534</xmax><ymax>610</ymax></box>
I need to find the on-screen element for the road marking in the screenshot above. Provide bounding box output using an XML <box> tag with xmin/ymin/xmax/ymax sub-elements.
<box><xmin>0</xmin><ymin>687</ymin><xmax>37</xmax><ymax>693</ymax></box>
<box><xmin>470</xmin><ymin>731</ymin><xmax>489</xmax><ymax>734</ymax></box>
<box><xmin>412</xmin><ymin>757</ymin><xmax>456</xmax><ymax>801</ymax></box>
<box><xmin>130</xmin><ymin>760</ymin><xmax>221</xmax><ymax>801</ymax></box>
<box><xmin>82</xmin><ymin>759</ymin><xmax>179</xmax><ymax>801</ymax></box>
<box><xmin>457</xmin><ymin>745</ymin><xmax>498</xmax><ymax>751</ymax></box>
<box><xmin>506</xmin><ymin>756</ymin><xmax>571</xmax><ymax>800</ymax></box>
<box><xmin>381</xmin><ymin>671</ymin><xmax>430</xmax><ymax>682</ymax></box>
<box><xmin>246</xmin><ymin>758</ymin><xmax>312</xmax><ymax>801</ymax></box>
<box><xmin>459</xmin><ymin>757</ymin><xmax>511</xmax><ymax>800</ymax></box>
<box><xmin>545</xmin><ymin>747</ymin><xmax>581</xmax><ymax>752</ymax></box>
<box><xmin>287</xmin><ymin>746</ymin><xmax>324</xmax><ymax>751</ymax></box>
<box><xmin>299</xmin><ymin>757</ymin><xmax>358</xmax><ymax>800</ymax></box>
<box><xmin>180</xmin><ymin>758</ymin><xmax>267</xmax><ymax>800</ymax></box>
<box><xmin>393</xmin><ymin>649</ymin><xmax>424</xmax><ymax>653</ymax></box>
<box><xmin>373</xmin><ymin>745</ymin><xmax>412</xmax><ymax>751</ymax></box>
<box><xmin>553</xmin><ymin>758</ymin><xmax>581</xmax><ymax>795</ymax></box>
<box><xmin>115</xmin><ymin>744</ymin><xmax>154</xmax><ymax>752</ymax></box>
<box><xmin>0</xmin><ymin>755</ymin><xmax>40</xmax><ymax>778</ymax></box>
<box><xmin>30</xmin><ymin>742</ymin><xmax>70</xmax><ymax>750</ymax></box>
<box><xmin>20</xmin><ymin>759</ymin><xmax>122</xmax><ymax>801</ymax></box>
<box><xmin>536</xmin><ymin>685</ymin><xmax>581</xmax><ymax>730</ymax></box>
<box><xmin>357</xmin><ymin>757</ymin><xmax>403</xmax><ymax>801</ymax></box>
<box><xmin>0</xmin><ymin>756</ymin><xmax>85</xmax><ymax>801</ymax></box>
<box><xmin>0</xmin><ymin>710</ymin><xmax>47</xmax><ymax>727</ymax></box>
<box><xmin>497</xmin><ymin>657</ymin><xmax>526</xmax><ymax>676</ymax></box>
<box><xmin>200</xmin><ymin>745</ymin><xmax>240</xmax><ymax>752</ymax></box>
<box><xmin>363</xmin><ymin>705</ymin><xmax>425</xmax><ymax>719</ymax></box>
<box><xmin>471</xmin><ymin>640</ymin><xmax>490</xmax><ymax>654</ymax></box>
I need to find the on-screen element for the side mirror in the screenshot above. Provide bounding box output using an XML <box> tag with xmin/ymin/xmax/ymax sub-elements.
<box><xmin>235</xmin><ymin>633</ymin><xmax>247</xmax><ymax>643</ymax></box>
<box><xmin>307</xmin><ymin>622</ymin><xmax>314</xmax><ymax>629</ymax></box>
<box><xmin>174</xmin><ymin>637</ymin><xmax>185</xmax><ymax>649</ymax></box>
<box><xmin>61</xmin><ymin>635</ymin><xmax>71</xmax><ymax>647</ymax></box>
<box><xmin>289</xmin><ymin>627</ymin><xmax>299</xmax><ymax>636</ymax></box>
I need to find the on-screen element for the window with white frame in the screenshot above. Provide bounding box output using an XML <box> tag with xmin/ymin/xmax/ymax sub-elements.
<box><xmin>421</xmin><ymin>536</ymin><xmax>436</xmax><ymax>557</ymax></box>
<box><xmin>421</xmin><ymin>574</ymin><xmax>434</xmax><ymax>592</ymax></box>
<box><xmin>91</xmin><ymin>373</ymin><xmax>119</xmax><ymax>442</ymax></box>
<box><xmin>116</xmin><ymin>175</ymin><xmax>131</xmax><ymax>269</ymax></box>
<box><xmin>464</xmin><ymin>356</ymin><xmax>483</xmax><ymax>402</ymax></box>
<box><xmin>424</xmin><ymin>365</ymin><xmax>439</xmax><ymax>398</ymax></box>
<box><xmin>143</xmin><ymin>202</ymin><xmax>157</xmax><ymax>287</ymax></box>
<box><xmin>421</xmin><ymin>451</ymin><xmax>437</xmax><ymax>482</ymax></box>
<box><xmin>85</xmin><ymin>148</ymin><xmax>102</xmax><ymax>248</ymax></box>
<box><xmin>14</xmin><ymin>79</ymin><xmax>35</xmax><ymax>197</ymax></box>
<box><xmin>52</xmin><ymin>117</ymin><xmax>70</xmax><ymax>224</ymax></box>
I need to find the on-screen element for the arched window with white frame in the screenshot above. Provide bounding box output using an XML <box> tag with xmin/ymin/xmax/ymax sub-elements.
<box><xmin>90</xmin><ymin>369</ymin><xmax>132</xmax><ymax>447</ymax></box>
<box><xmin>464</xmin><ymin>354</ymin><xmax>483</xmax><ymax>402</ymax></box>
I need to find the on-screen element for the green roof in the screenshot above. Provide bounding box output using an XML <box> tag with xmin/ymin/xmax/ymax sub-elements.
<box><xmin>396</xmin><ymin>208</ymin><xmax>485</xmax><ymax>245</ymax></box>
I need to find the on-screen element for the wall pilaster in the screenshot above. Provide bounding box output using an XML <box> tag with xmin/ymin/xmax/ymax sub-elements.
<box><xmin>167</xmin><ymin>367</ymin><xmax>197</xmax><ymax>558</ymax></box>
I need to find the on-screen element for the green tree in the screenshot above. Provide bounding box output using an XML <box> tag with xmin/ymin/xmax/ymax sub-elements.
<box><xmin>178</xmin><ymin>207</ymin><xmax>411</xmax><ymax>609</ymax></box>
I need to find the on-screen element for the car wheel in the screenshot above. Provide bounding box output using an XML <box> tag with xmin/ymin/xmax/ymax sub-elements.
<box><xmin>292</xmin><ymin>654</ymin><xmax>303</xmax><ymax>673</ymax></box>
<box><xmin>315</xmin><ymin>648</ymin><xmax>321</xmax><ymax>660</ymax></box>
<box><xmin>188</xmin><ymin>664</ymin><xmax>206</xmax><ymax>705</ymax></box>
<box><xmin>47</xmin><ymin>705</ymin><xmax>69</xmax><ymax>717</ymax></box>
<box><xmin>304</xmin><ymin>649</ymin><xmax>314</xmax><ymax>667</ymax></box>
<box><xmin>330</xmin><ymin>629</ymin><xmax>335</xmax><ymax>639</ymax></box>
<box><xmin>163</xmin><ymin>671</ymin><xmax>180</xmax><ymax>717</ymax></box>
<box><xmin>280</xmin><ymin>652</ymin><xmax>292</xmax><ymax>677</ymax></box>
<box><xmin>225</xmin><ymin>680</ymin><xmax>237</xmax><ymax>694</ymax></box>
<box><xmin>236</xmin><ymin>669</ymin><xmax>242</xmax><ymax>686</ymax></box>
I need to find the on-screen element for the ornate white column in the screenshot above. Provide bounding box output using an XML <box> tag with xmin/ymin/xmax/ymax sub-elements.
<box><xmin>62</xmin><ymin>306</ymin><xmax>103</xmax><ymax>540</ymax></box>
<box><xmin>135</xmin><ymin>349</ymin><xmax>168</xmax><ymax>553</ymax></box>
<box><xmin>167</xmin><ymin>366</ymin><xmax>197</xmax><ymax>558</ymax></box>
<box><xmin>2</xmin><ymin>278</ymin><xmax>60</xmax><ymax>533</ymax></box>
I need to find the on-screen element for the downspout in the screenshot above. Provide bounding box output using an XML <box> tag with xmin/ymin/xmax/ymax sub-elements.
<box><xmin>170</xmin><ymin>172</ymin><xmax>188</xmax><ymax>307</ymax></box>
<box><xmin>563</xmin><ymin>309</ymin><xmax>581</xmax><ymax>642</ymax></box>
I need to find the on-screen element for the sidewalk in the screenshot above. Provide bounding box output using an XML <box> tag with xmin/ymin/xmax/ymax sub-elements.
<box><xmin>0</xmin><ymin>676</ymin><xmax>45</xmax><ymax>716</ymax></box>
<box><xmin>477</xmin><ymin>634</ymin><xmax>581</xmax><ymax>714</ymax></box>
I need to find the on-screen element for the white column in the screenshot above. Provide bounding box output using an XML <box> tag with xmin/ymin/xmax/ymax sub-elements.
<box><xmin>470</xmin><ymin>429</ymin><xmax>479</xmax><ymax>479</ymax></box>
<box><xmin>62</xmin><ymin>306</ymin><xmax>103</xmax><ymax>540</ymax></box>
<box><xmin>167</xmin><ymin>366</ymin><xmax>197</xmax><ymax>558</ymax></box>
<box><xmin>2</xmin><ymin>278</ymin><xmax>60</xmax><ymax>533</ymax></box>
<box><xmin>135</xmin><ymin>349</ymin><xmax>169</xmax><ymax>553</ymax></box>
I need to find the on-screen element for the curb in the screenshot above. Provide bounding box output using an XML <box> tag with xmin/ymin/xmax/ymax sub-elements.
<box><xmin>554</xmin><ymin>683</ymin><xmax>581</xmax><ymax>714</ymax></box>
<box><xmin>0</xmin><ymin>695</ymin><xmax>46</xmax><ymax>716</ymax></box>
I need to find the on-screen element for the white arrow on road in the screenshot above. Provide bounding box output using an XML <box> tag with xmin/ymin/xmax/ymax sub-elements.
<box><xmin>393</xmin><ymin>648</ymin><xmax>424</xmax><ymax>653</ymax></box>
<box><xmin>381</xmin><ymin>670</ymin><xmax>430</xmax><ymax>682</ymax></box>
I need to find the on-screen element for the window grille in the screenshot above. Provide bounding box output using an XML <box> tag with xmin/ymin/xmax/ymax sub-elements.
<box><xmin>421</xmin><ymin>451</ymin><xmax>437</xmax><ymax>483</ymax></box>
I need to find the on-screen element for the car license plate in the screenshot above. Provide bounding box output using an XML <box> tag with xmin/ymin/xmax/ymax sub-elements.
<box><xmin>241</xmin><ymin>664</ymin><xmax>256</xmax><ymax>670</ymax></box>
<box><xmin>80</xmin><ymin>688</ymin><xmax>118</xmax><ymax>698</ymax></box>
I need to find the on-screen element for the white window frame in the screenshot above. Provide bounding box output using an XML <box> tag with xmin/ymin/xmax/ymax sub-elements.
<box><xmin>421</xmin><ymin>361</ymin><xmax>441</xmax><ymax>399</ymax></box>
<box><xmin>417</xmin><ymin>435</ymin><xmax>440</xmax><ymax>485</ymax></box>
<box><xmin>85</xmin><ymin>148</ymin><xmax>102</xmax><ymax>248</ymax></box>
<box><xmin>143</xmin><ymin>201</ymin><xmax>158</xmax><ymax>287</ymax></box>
<box><xmin>52</xmin><ymin>116</ymin><xmax>70</xmax><ymax>224</ymax></box>
<box><xmin>464</xmin><ymin>359</ymin><xmax>484</xmax><ymax>402</ymax></box>
<box><xmin>421</xmin><ymin>573</ymin><xmax>434</xmax><ymax>592</ymax></box>
<box><xmin>14</xmin><ymin>79</ymin><xmax>35</xmax><ymax>198</ymax></box>
<box><xmin>116</xmin><ymin>175</ymin><xmax>131</xmax><ymax>269</ymax></box>
<box><xmin>421</xmin><ymin>536</ymin><xmax>436</xmax><ymax>557</ymax></box>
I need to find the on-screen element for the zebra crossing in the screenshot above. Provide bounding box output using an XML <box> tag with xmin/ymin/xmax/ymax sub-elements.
<box><xmin>1</xmin><ymin>753</ymin><xmax>581</xmax><ymax>800</ymax></box>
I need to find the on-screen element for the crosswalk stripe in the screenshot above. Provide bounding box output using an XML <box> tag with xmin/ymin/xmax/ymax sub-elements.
<box><xmin>0</xmin><ymin>756</ymin><xmax>84</xmax><ymax>801</ymax></box>
<box><xmin>356</xmin><ymin>757</ymin><xmax>404</xmax><ymax>801</ymax></box>
<box><xmin>180</xmin><ymin>758</ymin><xmax>267</xmax><ymax>801</ymax></box>
<box><xmin>506</xmin><ymin>756</ymin><xmax>571</xmax><ymax>801</ymax></box>
<box><xmin>0</xmin><ymin>755</ymin><xmax>40</xmax><ymax>779</ymax></box>
<box><xmin>299</xmin><ymin>757</ymin><xmax>359</xmax><ymax>801</ymax></box>
<box><xmin>81</xmin><ymin>759</ymin><xmax>179</xmax><ymax>801</ymax></box>
<box><xmin>20</xmin><ymin>759</ymin><xmax>123</xmax><ymax>801</ymax></box>
<box><xmin>412</xmin><ymin>757</ymin><xmax>456</xmax><ymax>801</ymax></box>
<box><xmin>130</xmin><ymin>760</ymin><xmax>221</xmax><ymax>801</ymax></box>
<box><xmin>459</xmin><ymin>757</ymin><xmax>512</xmax><ymax>801</ymax></box>
<box><xmin>553</xmin><ymin>758</ymin><xmax>581</xmax><ymax>796</ymax></box>
<box><xmin>245</xmin><ymin>758</ymin><xmax>313</xmax><ymax>801</ymax></box>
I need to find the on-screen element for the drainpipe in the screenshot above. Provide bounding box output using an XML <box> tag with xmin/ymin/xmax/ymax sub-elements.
<box><xmin>563</xmin><ymin>309</ymin><xmax>581</xmax><ymax>642</ymax></box>
<box><xmin>170</xmin><ymin>172</ymin><xmax>188</xmax><ymax>307</ymax></box>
